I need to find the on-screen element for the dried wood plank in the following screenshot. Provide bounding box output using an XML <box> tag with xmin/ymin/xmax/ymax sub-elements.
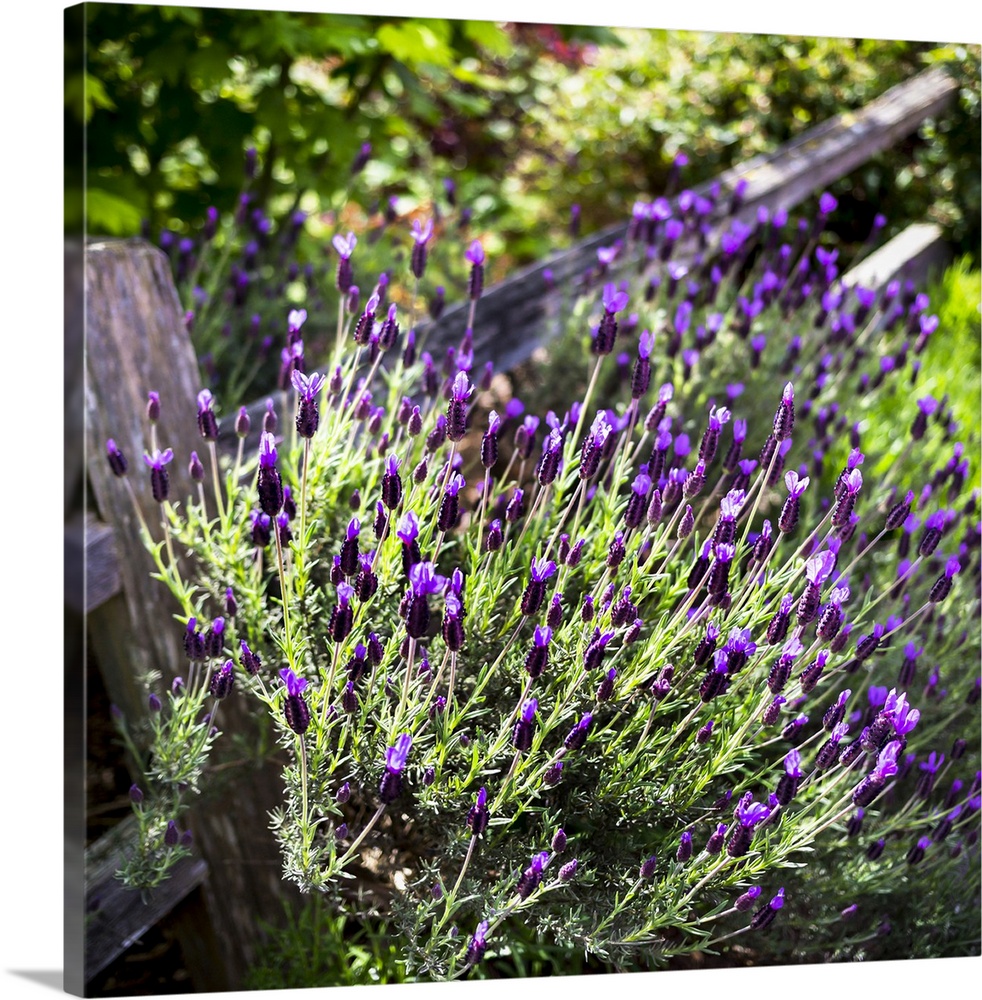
<box><xmin>722</xmin><ymin>68</ymin><xmax>958</xmax><ymax>227</ymax></box>
<box><xmin>420</xmin><ymin>66</ymin><xmax>959</xmax><ymax>373</ymax></box>
<box><xmin>84</xmin><ymin>237</ymin><xmax>205</xmax><ymax>685</ymax></box>
<box><xmin>841</xmin><ymin>222</ymin><xmax>951</xmax><ymax>293</ymax></box>
<box><xmin>83</xmin><ymin>239</ymin><xmax>300</xmax><ymax>989</ymax></box>
<box><xmin>83</xmin><ymin>815</ymin><xmax>210</xmax><ymax>986</ymax></box>
<box><xmin>65</xmin><ymin>513</ymin><xmax>120</xmax><ymax>614</ymax></box>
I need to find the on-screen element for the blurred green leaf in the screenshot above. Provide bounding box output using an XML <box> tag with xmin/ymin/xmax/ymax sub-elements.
<box><xmin>86</xmin><ymin>186</ymin><xmax>145</xmax><ymax>235</ymax></box>
<box><xmin>65</xmin><ymin>71</ymin><xmax>116</xmax><ymax>123</ymax></box>
<box><xmin>376</xmin><ymin>21</ymin><xmax>454</xmax><ymax>67</ymax></box>
<box><xmin>462</xmin><ymin>20</ymin><xmax>512</xmax><ymax>58</ymax></box>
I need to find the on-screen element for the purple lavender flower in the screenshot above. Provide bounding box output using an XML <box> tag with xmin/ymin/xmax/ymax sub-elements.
<box><xmin>513</xmin><ymin>698</ymin><xmax>539</xmax><ymax>752</ymax></box>
<box><xmin>632</xmin><ymin>330</ymin><xmax>654</xmax><ymax>399</ymax></box>
<box><xmin>676</xmin><ymin>830</ymin><xmax>693</xmax><ymax>863</ymax></box>
<box><xmin>815</xmin><ymin>722</ymin><xmax>849</xmax><ymax>770</ymax></box>
<box><xmin>521</xmin><ymin>557</ymin><xmax>557</xmax><ymax>617</ymax></box>
<box><xmin>196</xmin><ymin>389</ymin><xmax>219</xmax><ymax>441</ymax></box>
<box><xmin>903</xmin><ymin>834</ymin><xmax>930</xmax><ymax>865</ymax></box>
<box><xmin>257</xmin><ymin>432</ymin><xmax>283</xmax><ymax>516</ymax></box>
<box><xmin>379</xmin><ymin>732</ymin><xmax>412</xmax><ymax>803</ymax></box>
<box><xmin>280</xmin><ymin>667</ymin><xmax>311</xmax><ymax>735</ymax></box>
<box><xmin>762</xmin><ymin>695</ymin><xmax>786</xmax><ymax>727</ymax></box>
<box><xmin>106</xmin><ymin>439</ymin><xmax>128</xmax><ymax>477</ymax></box>
<box><xmin>778</xmin><ymin>471</ymin><xmax>809</xmax><ymax>534</ymax></box>
<box><xmin>765</xmin><ymin>594</ymin><xmax>794</xmax><ymax>646</ymax></box>
<box><xmin>146</xmin><ymin>390</ymin><xmax>161</xmax><ymax>423</ymax></box>
<box><xmin>735</xmin><ymin>886</ymin><xmax>762</xmax><ymax>912</ymax></box>
<box><xmin>767</xmin><ymin>637</ymin><xmax>802</xmax><ymax>695</ymax></box>
<box><xmin>775</xmin><ymin>749</ymin><xmax>803</xmax><ymax>805</ymax></box>
<box><xmin>467</xmin><ymin>787</ymin><xmax>489</xmax><ymax>836</ymax></box>
<box><xmin>564</xmin><ymin>713</ymin><xmax>593</xmax><ymax>751</ymax></box>
<box><xmin>918</xmin><ymin>510</ymin><xmax>946</xmax><ymax>557</ymax></box>
<box><xmin>700</xmin><ymin>654</ymin><xmax>729</xmax><ymax>703</ymax></box>
<box><xmin>727</xmin><ymin>797</ymin><xmax>771</xmax><ymax>857</ymax></box>
<box><xmin>143</xmin><ymin>448</ymin><xmax>174</xmax><ymax>503</ymax></box>
<box><xmin>432</xmin><ymin>469</ymin><xmax>463</xmax><ymax>530</ymax></box>
<box><xmin>524</xmin><ymin>625</ymin><xmax>552</xmax><ymax>680</ymax></box>
<box><xmin>929</xmin><ymin>557</ymin><xmax>961</xmax><ymax>603</ymax></box>
<box><xmin>338</xmin><ymin>518</ymin><xmax>361</xmax><ymax>578</ymax></box>
<box><xmin>328</xmin><ymin>582</ymin><xmax>355</xmax><ymax>643</ymax></box>
<box><xmin>772</xmin><ymin>383</ymin><xmax>795</xmax><ymax>441</ymax></box>
<box><xmin>446</xmin><ymin>371</ymin><xmax>473</xmax><ymax>441</ymax></box>
<box><xmin>796</xmin><ymin>550</ymin><xmax>836</xmax><ymax>625</ymax></box>
<box><xmin>465</xmin><ymin>240</ymin><xmax>485</xmax><ymax>300</ymax></box>
<box><xmin>291</xmin><ymin>370</ymin><xmax>326</xmax><ymax>438</ymax></box>
<box><xmin>410</xmin><ymin>218</ymin><xmax>434</xmax><ymax>279</ymax></box>
<box><xmin>823</xmin><ymin>690</ymin><xmax>851</xmax><ymax>732</ymax></box>
<box><xmin>750</xmin><ymin>887</ymin><xmax>785</xmax><ymax>930</ymax></box>
<box><xmin>852</xmin><ymin>740</ymin><xmax>902</xmax><ymax>806</ymax></box>
<box><xmin>240</xmin><ymin>640</ymin><xmax>262</xmax><ymax>676</ymax></box>
<box><xmin>705</xmin><ymin>823</ymin><xmax>728</xmax><ymax>855</ymax></box>
<box><xmin>465</xmin><ymin>920</ymin><xmax>489</xmax><ymax>967</ymax></box>
<box><xmin>333</xmin><ymin>232</ymin><xmax>356</xmax><ymax>293</ymax></box>
<box><xmin>209</xmin><ymin>660</ymin><xmax>234</xmax><ymax>699</ymax></box>
<box><xmin>516</xmin><ymin>850</ymin><xmax>551</xmax><ymax>899</ymax></box>
<box><xmin>593</xmin><ymin>282</ymin><xmax>629</xmax><ymax>354</ymax></box>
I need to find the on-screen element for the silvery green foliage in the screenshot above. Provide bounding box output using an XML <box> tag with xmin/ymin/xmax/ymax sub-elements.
<box><xmin>111</xmin><ymin>195</ymin><xmax>980</xmax><ymax>976</ymax></box>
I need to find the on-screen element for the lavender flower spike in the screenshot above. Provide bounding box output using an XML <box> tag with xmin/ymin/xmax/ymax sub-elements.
<box><xmin>257</xmin><ymin>431</ymin><xmax>284</xmax><ymax>517</ymax></box>
<box><xmin>106</xmin><ymin>439</ymin><xmax>128</xmax><ymax>477</ymax></box>
<box><xmin>411</xmin><ymin>218</ymin><xmax>434</xmax><ymax>280</ymax></box>
<box><xmin>521</xmin><ymin>557</ymin><xmax>558</xmax><ymax>616</ymax></box>
<box><xmin>143</xmin><ymin>448</ymin><xmax>174</xmax><ymax>503</ymax></box>
<box><xmin>380</xmin><ymin>732</ymin><xmax>413</xmax><ymax>803</ymax></box>
<box><xmin>292</xmin><ymin>370</ymin><xmax>326</xmax><ymax>438</ymax></box>
<box><xmin>805</xmin><ymin>550</ymin><xmax>836</xmax><ymax>586</ymax></box>
<box><xmin>197</xmin><ymin>389</ymin><xmax>219</xmax><ymax>441</ymax></box>
<box><xmin>447</xmin><ymin>371</ymin><xmax>473</xmax><ymax>441</ymax></box>
<box><xmin>852</xmin><ymin>740</ymin><xmax>902</xmax><ymax>807</ymax></box>
<box><xmin>465</xmin><ymin>920</ymin><xmax>489</xmax><ymax>967</ymax></box>
<box><xmin>466</xmin><ymin>240</ymin><xmax>485</xmax><ymax>300</ymax></box>
<box><xmin>467</xmin><ymin>787</ymin><xmax>490</xmax><ymax>836</ymax></box>
<box><xmin>279</xmin><ymin>667</ymin><xmax>310</xmax><ymax>735</ymax></box>
<box><xmin>773</xmin><ymin>382</ymin><xmax>795</xmax><ymax>440</ymax></box>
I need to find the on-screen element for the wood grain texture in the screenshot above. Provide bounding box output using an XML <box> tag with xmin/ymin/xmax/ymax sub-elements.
<box><xmin>84</xmin><ymin>815</ymin><xmax>209</xmax><ymax>985</ymax></box>
<box><xmin>84</xmin><ymin>237</ymin><xmax>204</xmax><ymax>685</ymax></box>
<box><xmin>83</xmin><ymin>239</ymin><xmax>295</xmax><ymax>989</ymax></box>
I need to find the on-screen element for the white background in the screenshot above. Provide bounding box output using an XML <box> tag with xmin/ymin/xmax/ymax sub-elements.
<box><xmin>4</xmin><ymin>1</ymin><xmax>980</xmax><ymax>998</ymax></box>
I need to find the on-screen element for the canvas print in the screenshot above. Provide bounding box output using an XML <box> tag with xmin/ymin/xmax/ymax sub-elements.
<box><xmin>67</xmin><ymin>2</ymin><xmax>982</xmax><ymax>994</ymax></box>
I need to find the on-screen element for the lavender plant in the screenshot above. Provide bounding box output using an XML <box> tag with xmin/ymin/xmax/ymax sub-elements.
<box><xmin>105</xmin><ymin>177</ymin><xmax>980</xmax><ymax>979</ymax></box>
<box><xmin>154</xmin><ymin>145</ymin><xmax>482</xmax><ymax>405</ymax></box>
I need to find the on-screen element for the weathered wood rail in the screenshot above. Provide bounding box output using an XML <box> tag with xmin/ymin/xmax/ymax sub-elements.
<box><xmin>421</xmin><ymin>64</ymin><xmax>958</xmax><ymax>375</ymax></box>
<box><xmin>83</xmin><ymin>815</ymin><xmax>212</xmax><ymax>987</ymax></box>
<box><xmin>72</xmin><ymin>63</ymin><xmax>959</xmax><ymax>992</ymax></box>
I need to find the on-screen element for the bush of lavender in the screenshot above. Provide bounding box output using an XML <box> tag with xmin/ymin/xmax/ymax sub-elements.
<box><xmin>105</xmin><ymin>180</ymin><xmax>980</xmax><ymax>980</ymax></box>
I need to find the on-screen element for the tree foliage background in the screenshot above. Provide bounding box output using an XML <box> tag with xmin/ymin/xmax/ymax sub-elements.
<box><xmin>67</xmin><ymin>4</ymin><xmax>980</xmax><ymax>268</ymax></box>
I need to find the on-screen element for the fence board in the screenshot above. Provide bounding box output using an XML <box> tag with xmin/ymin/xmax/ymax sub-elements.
<box><xmin>420</xmin><ymin>66</ymin><xmax>958</xmax><ymax>373</ymax></box>
<box><xmin>83</xmin><ymin>240</ymin><xmax>304</xmax><ymax>990</ymax></box>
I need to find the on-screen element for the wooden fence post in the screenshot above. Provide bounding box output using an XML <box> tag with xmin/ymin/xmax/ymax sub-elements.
<box><xmin>84</xmin><ymin>239</ymin><xmax>297</xmax><ymax>991</ymax></box>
